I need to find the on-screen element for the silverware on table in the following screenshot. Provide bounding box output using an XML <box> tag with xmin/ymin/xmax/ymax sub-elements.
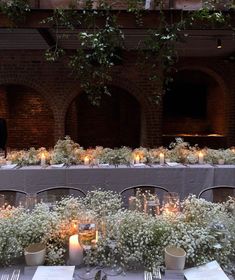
<box><xmin>1</xmin><ymin>274</ymin><xmax>9</xmax><ymax>280</ymax></box>
<box><xmin>144</xmin><ymin>271</ymin><xmax>153</xmax><ymax>280</ymax></box>
<box><xmin>152</xmin><ymin>267</ymin><xmax>161</xmax><ymax>280</ymax></box>
<box><xmin>10</xmin><ymin>270</ymin><xmax>20</xmax><ymax>280</ymax></box>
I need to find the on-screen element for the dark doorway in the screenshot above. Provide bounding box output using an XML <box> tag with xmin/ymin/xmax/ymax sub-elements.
<box><xmin>66</xmin><ymin>87</ymin><xmax>141</xmax><ymax>148</ymax></box>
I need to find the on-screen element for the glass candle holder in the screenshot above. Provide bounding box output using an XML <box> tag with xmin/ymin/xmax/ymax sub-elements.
<box><xmin>162</xmin><ymin>192</ymin><xmax>180</xmax><ymax>215</ymax></box>
<box><xmin>144</xmin><ymin>196</ymin><xmax>160</xmax><ymax>216</ymax></box>
<box><xmin>128</xmin><ymin>196</ymin><xmax>144</xmax><ymax>212</ymax></box>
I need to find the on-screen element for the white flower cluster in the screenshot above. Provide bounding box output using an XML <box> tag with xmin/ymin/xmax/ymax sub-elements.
<box><xmin>6</xmin><ymin>136</ymin><xmax>235</xmax><ymax>166</ymax></box>
<box><xmin>0</xmin><ymin>191</ymin><xmax>234</xmax><ymax>271</ymax></box>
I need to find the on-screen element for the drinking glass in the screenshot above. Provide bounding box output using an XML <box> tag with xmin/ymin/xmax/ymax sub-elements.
<box><xmin>103</xmin><ymin>220</ymin><xmax>122</xmax><ymax>276</ymax></box>
<box><xmin>20</xmin><ymin>193</ymin><xmax>38</xmax><ymax>210</ymax></box>
<box><xmin>78</xmin><ymin>217</ymin><xmax>97</xmax><ymax>279</ymax></box>
<box><xmin>144</xmin><ymin>196</ymin><xmax>160</xmax><ymax>216</ymax></box>
<box><xmin>39</xmin><ymin>194</ymin><xmax>57</xmax><ymax>209</ymax></box>
<box><xmin>162</xmin><ymin>192</ymin><xmax>180</xmax><ymax>214</ymax></box>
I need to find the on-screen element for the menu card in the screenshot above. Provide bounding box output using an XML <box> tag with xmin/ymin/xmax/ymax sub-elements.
<box><xmin>32</xmin><ymin>266</ymin><xmax>75</xmax><ymax>280</ymax></box>
<box><xmin>184</xmin><ymin>261</ymin><xmax>230</xmax><ymax>280</ymax></box>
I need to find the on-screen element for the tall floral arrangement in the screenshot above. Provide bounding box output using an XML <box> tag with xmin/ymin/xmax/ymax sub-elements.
<box><xmin>50</xmin><ymin>136</ymin><xmax>82</xmax><ymax>165</ymax></box>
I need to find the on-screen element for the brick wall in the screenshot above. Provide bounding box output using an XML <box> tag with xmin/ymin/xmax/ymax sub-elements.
<box><xmin>0</xmin><ymin>50</ymin><xmax>234</xmax><ymax>149</ymax></box>
<box><xmin>0</xmin><ymin>85</ymin><xmax>54</xmax><ymax>149</ymax></box>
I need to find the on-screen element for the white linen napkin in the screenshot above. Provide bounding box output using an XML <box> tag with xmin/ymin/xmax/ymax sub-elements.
<box><xmin>32</xmin><ymin>266</ymin><xmax>75</xmax><ymax>280</ymax></box>
<box><xmin>50</xmin><ymin>164</ymin><xmax>65</xmax><ymax>168</ymax></box>
<box><xmin>184</xmin><ymin>260</ymin><xmax>230</xmax><ymax>280</ymax></box>
<box><xmin>1</xmin><ymin>164</ymin><xmax>18</xmax><ymax>169</ymax></box>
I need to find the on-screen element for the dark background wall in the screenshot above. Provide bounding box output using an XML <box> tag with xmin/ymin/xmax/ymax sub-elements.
<box><xmin>0</xmin><ymin>50</ymin><xmax>234</xmax><ymax>149</ymax></box>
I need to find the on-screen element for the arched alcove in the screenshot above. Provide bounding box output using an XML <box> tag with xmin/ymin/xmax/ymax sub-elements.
<box><xmin>0</xmin><ymin>85</ymin><xmax>54</xmax><ymax>149</ymax></box>
<box><xmin>163</xmin><ymin>69</ymin><xmax>227</xmax><ymax>147</ymax></box>
<box><xmin>65</xmin><ymin>87</ymin><xmax>141</xmax><ymax>148</ymax></box>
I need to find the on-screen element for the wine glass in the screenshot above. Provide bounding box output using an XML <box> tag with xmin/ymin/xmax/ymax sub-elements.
<box><xmin>78</xmin><ymin>217</ymin><xmax>97</xmax><ymax>280</ymax></box>
<box><xmin>144</xmin><ymin>196</ymin><xmax>160</xmax><ymax>216</ymax></box>
<box><xmin>103</xmin><ymin>220</ymin><xmax>122</xmax><ymax>276</ymax></box>
<box><xmin>19</xmin><ymin>193</ymin><xmax>38</xmax><ymax>211</ymax></box>
<box><xmin>162</xmin><ymin>192</ymin><xmax>180</xmax><ymax>215</ymax></box>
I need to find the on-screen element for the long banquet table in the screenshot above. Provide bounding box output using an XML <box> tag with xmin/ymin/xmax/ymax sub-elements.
<box><xmin>0</xmin><ymin>164</ymin><xmax>235</xmax><ymax>196</ymax></box>
<box><xmin>0</xmin><ymin>266</ymin><xmax>234</xmax><ymax>280</ymax></box>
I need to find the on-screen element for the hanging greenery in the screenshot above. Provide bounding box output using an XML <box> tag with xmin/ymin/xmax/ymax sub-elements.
<box><xmin>0</xmin><ymin>0</ymin><xmax>233</xmax><ymax>104</ymax></box>
<box><xmin>0</xmin><ymin>0</ymin><xmax>30</xmax><ymax>25</ymax></box>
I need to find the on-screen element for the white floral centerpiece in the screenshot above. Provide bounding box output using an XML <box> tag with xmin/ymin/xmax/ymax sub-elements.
<box><xmin>98</xmin><ymin>147</ymin><xmax>132</xmax><ymax>166</ymax></box>
<box><xmin>0</xmin><ymin>191</ymin><xmax>234</xmax><ymax>272</ymax></box>
<box><xmin>7</xmin><ymin>147</ymin><xmax>50</xmax><ymax>166</ymax></box>
<box><xmin>50</xmin><ymin>136</ymin><xmax>82</xmax><ymax>165</ymax></box>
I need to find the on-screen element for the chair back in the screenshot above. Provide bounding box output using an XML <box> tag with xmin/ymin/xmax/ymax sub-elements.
<box><xmin>36</xmin><ymin>186</ymin><xmax>86</xmax><ymax>204</ymax></box>
<box><xmin>120</xmin><ymin>185</ymin><xmax>169</xmax><ymax>209</ymax></box>
<box><xmin>0</xmin><ymin>189</ymin><xmax>27</xmax><ymax>207</ymax></box>
<box><xmin>198</xmin><ymin>185</ymin><xmax>235</xmax><ymax>203</ymax></box>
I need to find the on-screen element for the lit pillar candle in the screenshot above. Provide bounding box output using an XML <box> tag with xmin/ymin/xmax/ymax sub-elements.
<box><xmin>159</xmin><ymin>153</ymin><xmax>165</xmax><ymax>165</ymax></box>
<box><xmin>40</xmin><ymin>153</ymin><xmax>46</xmax><ymax>167</ymax></box>
<box><xmin>135</xmin><ymin>154</ymin><xmax>140</xmax><ymax>164</ymax></box>
<box><xmin>198</xmin><ymin>152</ymin><xmax>204</xmax><ymax>164</ymax></box>
<box><xmin>69</xmin><ymin>234</ymin><xmax>83</xmax><ymax>265</ymax></box>
<box><xmin>84</xmin><ymin>156</ymin><xmax>90</xmax><ymax>165</ymax></box>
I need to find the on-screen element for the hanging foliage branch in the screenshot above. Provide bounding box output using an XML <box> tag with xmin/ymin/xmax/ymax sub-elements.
<box><xmin>69</xmin><ymin>14</ymin><xmax>124</xmax><ymax>105</ymax></box>
<box><xmin>139</xmin><ymin>0</ymin><xmax>233</xmax><ymax>104</ymax></box>
<box><xmin>41</xmin><ymin>2</ymin><xmax>124</xmax><ymax>105</ymax></box>
<box><xmin>140</xmin><ymin>12</ymin><xmax>185</xmax><ymax>103</ymax></box>
<box><xmin>0</xmin><ymin>0</ymin><xmax>30</xmax><ymax>25</ymax></box>
<box><xmin>0</xmin><ymin>0</ymin><xmax>234</xmax><ymax>104</ymax></box>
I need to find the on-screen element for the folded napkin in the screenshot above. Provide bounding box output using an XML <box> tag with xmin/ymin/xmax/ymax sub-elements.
<box><xmin>98</xmin><ymin>163</ymin><xmax>109</xmax><ymax>167</ymax></box>
<box><xmin>32</xmin><ymin>266</ymin><xmax>75</xmax><ymax>280</ymax></box>
<box><xmin>133</xmin><ymin>163</ymin><xmax>146</xmax><ymax>167</ymax></box>
<box><xmin>166</xmin><ymin>162</ymin><xmax>179</xmax><ymax>167</ymax></box>
<box><xmin>1</xmin><ymin>164</ymin><xmax>18</xmax><ymax>169</ymax></box>
<box><xmin>184</xmin><ymin>260</ymin><xmax>230</xmax><ymax>280</ymax></box>
<box><xmin>50</xmin><ymin>164</ymin><xmax>65</xmax><ymax>168</ymax></box>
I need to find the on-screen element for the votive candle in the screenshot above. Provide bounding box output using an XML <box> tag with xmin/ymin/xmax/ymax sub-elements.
<box><xmin>84</xmin><ymin>156</ymin><xmax>90</xmax><ymax>166</ymax></box>
<box><xmin>159</xmin><ymin>153</ymin><xmax>165</xmax><ymax>165</ymax></box>
<box><xmin>198</xmin><ymin>152</ymin><xmax>204</xmax><ymax>164</ymax></box>
<box><xmin>40</xmin><ymin>153</ymin><xmax>46</xmax><ymax>167</ymax></box>
<box><xmin>135</xmin><ymin>154</ymin><xmax>140</xmax><ymax>164</ymax></box>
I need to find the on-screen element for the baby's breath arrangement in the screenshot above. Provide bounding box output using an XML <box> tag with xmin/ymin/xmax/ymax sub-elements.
<box><xmin>98</xmin><ymin>147</ymin><xmax>132</xmax><ymax>166</ymax></box>
<box><xmin>82</xmin><ymin>189</ymin><xmax>123</xmax><ymax>218</ymax></box>
<box><xmin>5</xmin><ymin>137</ymin><xmax>235</xmax><ymax>166</ymax></box>
<box><xmin>50</xmin><ymin>136</ymin><xmax>82</xmax><ymax>165</ymax></box>
<box><xmin>0</xmin><ymin>192</ymin><xmax>234</xmax><ymax>271</ymax></box>
<box><xmin>6</xmin><ymin>147</ymin><xmax>50</xmax><ymax>166</ymax></box>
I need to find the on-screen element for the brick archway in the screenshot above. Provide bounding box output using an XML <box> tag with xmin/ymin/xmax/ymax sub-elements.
<box><xmin>63</xmin><ymin>78</ymin><xmax>161</xmax><ymax>147</ymax></box>
<box><xmin>163</xmin><ymin>66</ymin><xmax>228</xmax><ymax>147</ymax></box>
<box><xmin>65</xmin><ymin>85</ymin><xmax>142</xmax><ymax>148</ymax></box>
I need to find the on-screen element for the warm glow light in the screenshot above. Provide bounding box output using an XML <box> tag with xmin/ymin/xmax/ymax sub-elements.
<box><xmin>84</xmin><ymin>156</ymin><xmax>90</xmax><ymax>165</ymax></box>
<box><xmin>198</xmin><ymin>151</ymin><xmax>204</xmax><ymax>164</ymax></box>
<box><xmin>70</xmin><ymin>220</ymin><xmax>78</xmax><ymax>235</ymax></box>
<box><xmin>135</xmin><ymin>154</ymin><xmax>140</xmax><ymax>164</ymax></box>
<box><xmin>40</xmin><ymin>153</ymin><xmax>46</xmax><ymax>166</ymax></box>
<box><xmin>159</xmin><ymin>153</ymin><xmax>165</xmax><ymax>165</ymax></box>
